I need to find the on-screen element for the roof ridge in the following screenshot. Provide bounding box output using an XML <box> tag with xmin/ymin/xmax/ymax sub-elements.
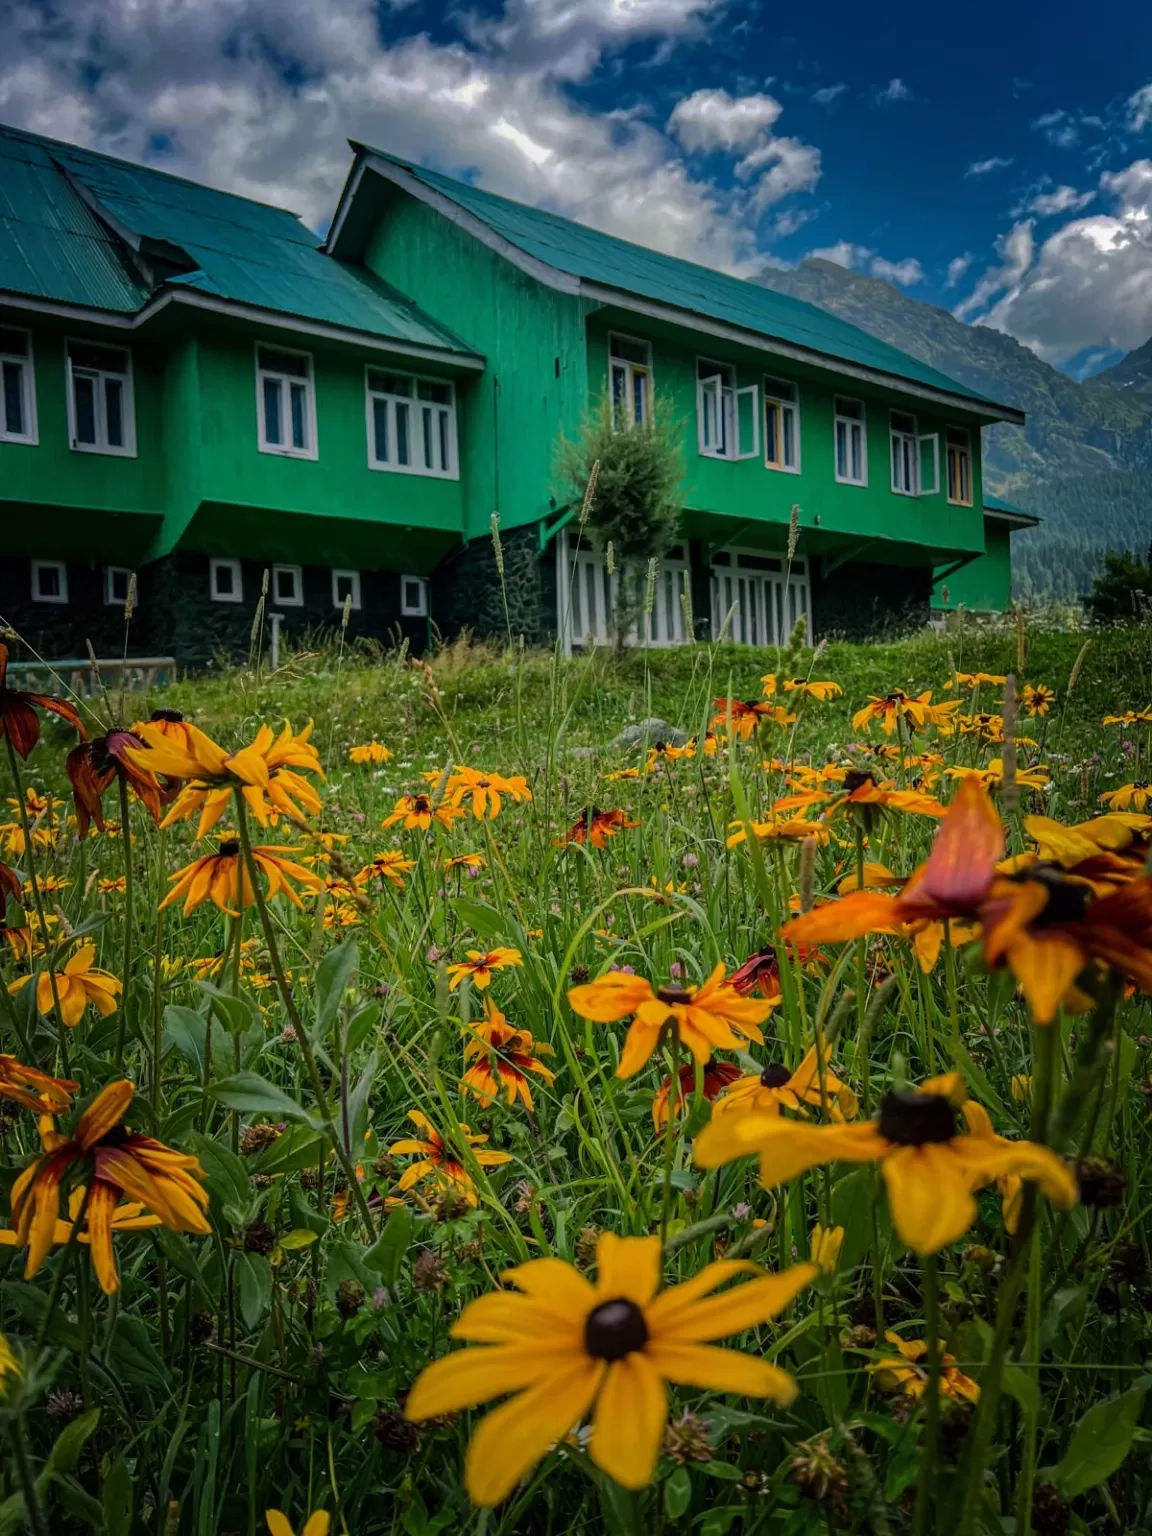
<box><xmin>0</xmin><ymin>119</ymin><xmax>307</xmax><ymax>222</ymax></box>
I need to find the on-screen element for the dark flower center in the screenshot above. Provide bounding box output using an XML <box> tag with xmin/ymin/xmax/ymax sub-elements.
<box><xmin>584</xmin><ymin>1298</ymin><xmax>649</xmax><ymax>1361</ymax></box>
<box><xmin>878</xmin><ymin>1090</ymin><xmax>957</xmax><ymax>1146</ymax></box>
<box><xmin>414</xmin><ymin>796</ymin><xmax>431</xmax><ymax>812</ymax></box>
<box><xmin>218</xmin><ymin>839</ymin><xmax>241</xmax><ymax>858</ymax></box>
<box><xmin>657</xmin><ymin>985</ymin><xmax>692</xmax><ymax>1004</ymax></box>
<box><xmin>843</xmin><ymin>769</ymin><xmax>876</xmax><ymax>793</ymax></box>
<box><xmin>151</xmin><ymin>709</ymin><xmax>185</xmax><ymax>723</ymax></box>
<box><xmin>1135</xmin><ymin>782</ymin><xmax>1148</xmax><ymax>791</ymax></box>
<box><xmin>101</xmin><ymin>1125</ymin><xmax>131</xmax><ymax>1148</ymax></box>
<box><xmin>760</xmin><ymin>1063</ymin><xmax>792</xmax><ymax>1089</ymax></box>
<box><xmin>1015</xmin><ymin>863</ymin><xmax>1091</xmax><ymax>925</ymax></box>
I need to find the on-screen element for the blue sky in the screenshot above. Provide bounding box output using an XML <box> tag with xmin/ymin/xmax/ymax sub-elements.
<box><xmin>4</xmin><ymin>0</ymin><xmax>1152</xmax><ymax>376</ymax></box>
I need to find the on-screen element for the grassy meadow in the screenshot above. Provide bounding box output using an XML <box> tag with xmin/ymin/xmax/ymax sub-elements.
<box><xmin>2</xmin><ymin>617</ymin><xmax>1152</xmax><ymax>1535</ymax></box>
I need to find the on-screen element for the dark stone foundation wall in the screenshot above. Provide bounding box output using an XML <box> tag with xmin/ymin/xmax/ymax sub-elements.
<box><xmin>432</xmin><ymin>523</ymin><xmax>554</xmax><ymax>646</ymax></box>
<box><xmin>812</xmin><ymin>559</ymin><xmax>933</xmax><ymax>641</ymax></box>
<box><xmin>1</xmin><ymin>553</ymin><xmax>430</xmax><ymax>672</ymax></box>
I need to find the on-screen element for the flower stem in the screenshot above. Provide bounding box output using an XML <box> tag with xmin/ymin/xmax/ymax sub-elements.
<box><xmin>659</xmin><ymin>1029</ymin><xmax>680</xmax><ymax>1248</ymax></box>
<box><xmin>913</xmin><ymin>1254</ymin><xmax>941</xmax><ymax>1536</ymax></box>
<box><xmin>3</xmin><ymin>730</ymin><xmax>69</xmax><ymax>1074</ymax></box>
<box><xmin>114</xmin><ymin>769</ymin><xmax>134</xmax><ymax>1067</ymax></box>
<box><xmin>7</xmin><ymin>1416</ymin><xmax>47</xmax><ymax>1536</ymax></box>
<box><xmin>233</xmin><ymin>793</ymin><xmax>377</xmax><ymax>1239</ymax></box>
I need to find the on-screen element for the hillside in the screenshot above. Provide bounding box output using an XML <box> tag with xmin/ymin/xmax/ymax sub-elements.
<box><xmin>756</xmin><ymin>259</ymin><xmax>1152</xmax><ymax>595</ymax></box>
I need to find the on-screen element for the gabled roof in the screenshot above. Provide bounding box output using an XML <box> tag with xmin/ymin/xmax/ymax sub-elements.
<box><xmin>0</xmin><ymin>124</ymin><xmax>481</xmax><ymax>362</ymax></box>
<box><xmin>984</xmin><ymin>492</ymin><xmax>1040</xmax><ymax>527</ymax></box>
<box><xmin>337</xmin><ymin>143</ymin><xmax>1024</xmax><ymax>424</ymax></box>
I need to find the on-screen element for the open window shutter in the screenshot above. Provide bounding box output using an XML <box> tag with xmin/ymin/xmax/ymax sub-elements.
<box><xmin>697</xmin><ymin>376</ymin><xmax>722</xmax><ymax>455</ymax></box>
<box><xmin>735</xmin><ymin>384</ymin><xmax>760</xmax><ymax>459</ymax></box>
<box><xmin>917</xmin><ymin>433</ymin><xmax>940</xmax><ymax>495</ymax></box>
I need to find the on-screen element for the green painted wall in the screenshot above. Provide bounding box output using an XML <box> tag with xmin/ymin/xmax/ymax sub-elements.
<box><xmin>933</xmin><ymin>520</ymin><xmax>1014</xmax><ymax>612</ymax></box>
<box><xmin>362</xmin><ymin>184</ymin><xmax>590</xmax><ymax>539</ymax></box>
<box><xmin>585</xmin><ymin>310</ymin><xmax>987</xmax><ymax>561</ymax></box>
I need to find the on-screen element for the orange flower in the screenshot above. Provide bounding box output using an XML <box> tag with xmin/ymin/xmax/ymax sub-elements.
<box><xmin>11</xmin><ymin>1081</ymin><xmax>210</xmax><ymax>1293</ymax></box>
<box><xmin>868</xmin><ymin>1332</ymin><xmax>980</xmax><ymax>1402</ymax></box>
<box><xmin>9</xmin><ymin>943</ymin><xmax>122</xmax><ymax>1028</ymax></box>
<box><xmin>130</xmin><ymin>708</ymin><xmax>199</xmax><ymax>754</ymax></box>
<box><xmin>382</xmin><ymin>792</ymin><xmax>464</xmax><ymax>832</ymax></box>
<box><xmin>558</xmin><ymin>807</ymin><xmax>641</xmax><ymax>848</ymax></box>
<box><xmin>0</xmin><ymin>643</ymin><xmax>86</xmax><ymax>758</ymax></box>
<box><xmin>773</xmin><ymin>768</ymin><xmax>944</xmax><ymax>823</ymax></box>
<box><xmin>434</xmin><ymin>767</ymin><xmax>533</xmax><ymax>820</ymax></box>
<box><xmin>446</xmin><ymin>948</ymin><xmax>523</xmax><ymax>991</ymax></box>
<box><xmin>709</xmin><ymin>699</ymin><xmax>792</xmax><ymax>740</ymax></box>
<box><xmin>782</xmin><ymin>679</ymin><xmax>843</xmax><ymax>702</ymax></box>
<box><xmin>567</xmin><ymin>964</ymin><xmax>774</xmax><ymax>1078</ymax></box>
<box><xmin>651</xmin><ymin>1059</ymin><xmax>742</xmax><ymax>1130</ymax></box>
<box><xmin>726</xmin><ymin>817</ymin><xmax>830</xmax><ymax>849</ymax></box>
<box><xmin>388</xmin><ymin>1109</ymin><xmax>512</xmax><ymax>1205</ymax></box>
<box><xmin>460</xmin><ymin>999</ymin><xmax>555</xmax><ymax>1109</ymax></box>
<box><xmin>0</xmin><ymin>1056</ymin><xmax>78</xmax><ymax>1116</ymax></box>
<box><xmin>348</xmin><ymin>741</ymin><xmax>393</xmax><ymax>765</ymax></box>
<box><xmin>851</xmin><ymin>690</ymin><xmax>959</xmax><ymax>737</ymax></box>
<box><xmin>66</xmin><ymin>728</ymin><xmax>168</xmax><ymax>837</ymax></box>
<box><xmin>160</xmin><ymin>838</ymin><xmax>325</xmax><ymax>917</ymax></box>
<box><xmin>355</xmin><ymin>851</ymin><xmax>417</xmax><ymax>889</ymax></box>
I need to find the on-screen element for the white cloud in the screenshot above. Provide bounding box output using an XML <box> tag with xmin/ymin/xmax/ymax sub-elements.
<box><xmin>667</xmin><ymin>88</ymin><xmax>782</xmax><ymax>152</ymax></box>
<box><xmin>0</xmin><ymin>0</ymin><xmax>817</xmax><ymax>278</ymax></box>
<box><xmin>946</xmin><ymin>253</ymin><xmax>972</xmax><ymax>287</ymax></box>
<box><xmin>1020</xmin><ymin>184</ymin><xmax>1095</xmax><ymax>217</ymax></box>
<box><xmin>1127</xmin><ymin>81</ymin><xmax>1152</xmax><ymax>132</ymax></box>
<box><xmin>874</xmin><ymin>78</ymin><xmax>910</xmax><ymax>104</ymax></box>
<box><xmin>966</xmin><ymin>156</ymin><xmax>1012</xmax><ymax>177</ymax></box>
<box><xmin>808</xmin><ymin>241</ymin><xmax>870</xmax><ymax>269</ymax></box>
<box><xmin>870</xmin><ymin>255</ymin><xmax>923</xmax><ymax>285</ymax></box>
<box><xmin>811</xmin><ymin>83</ymin><xmax>845</xmax><ymax>105</ymax></box>
<box><xmin>958</xmin><ymin>160</ymin><xmax>1152</xmax><ymax>362</ymax></box>
<box><xmin>769</xmin><ymin>205</ymin><xmax>818</xmax><ymax>239</ymax></box>
<box><xmin>1032</xmin><ymin>108</ymin><xmax>1080</xmax><ymax>148</ymax></box>
<box><xmin>667</xmin><ymin>87</ymin><xmax>822</xmax><ymax>214</ymax></box>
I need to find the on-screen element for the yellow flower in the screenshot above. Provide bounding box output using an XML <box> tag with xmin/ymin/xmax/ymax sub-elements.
<box><xmin>461</xmin><ymin>998</ymin><xmax>555</xmax><ymax>1109</ymax></box>
<box><xmin>9</xmin><ymin>942</ymin><xmax>122</xmax><ymax>1028</ymax></box>
<box><xmin>98</xmin><ymin>876</ymin><xmax>127</xmax><ymax>895</ymax></box>
<box><xmin>0</xmin><ymin>1334</ymin><xmax>19</xmax><ymax>1392</ymax></box>
<box><xmin>1010</xmin><ymin>1074</ymin><xmax>1032</xmax><ymax>1103</ymax></box>
<box><xmin>348</xmin><ymin>741</ymin><xmax>393</xmax><ymax>765</ymax></box>
<box><xmin>809</xmin><ymin>1223</ymin><xmax>844</xmax><ymax>1276</ymax></box>
<box><xmin>946</xmin><ymin>760</ymin><xmax>1050</xmax><ymax>792</ymax></box>
<box><xmin>726</xmin><ymin>818</ymin><xmax>830</xmax><ymax>849</ymax></box>
<box><xmin>1099</xmin><ymin>782</ymin><xmax>1152</xmax><ymax>813</ymax></box>
<box><xmin>160</xmin><ymin>838</ymin><xmax>324</xmax><ymax>917</ymax></box>
<box><xmin>444</xmin><ymin>852</ymin><xmax>486</xmax><ymax>872</ymax></box>
<box><xmin>568</xmin><ymin>965</ymin><xmax>773</xmax><ymax>1078</ymax></box>
<box><xmin>950</xmin><ymin>672</ymin><xmax>1006</xmax><ymax>689</ymax></box>
<box><xmin>782</xmin><ymin>679</ymin><xmax>843</xmax><ymax>702</ymax></box>
<box><xmin>403</xmin><ymin>1232</ymin><xmax>816</xmax><ymax>1505</ymax></box>
<box><xmin>388</xmin><ymin>1109</ymin><xmax>512</xmax><ymax>1205</ymax></box>
<box><xmin>868</xmin><ymin>1332</ymin><xmax>980</xmax><ymax>1402</ymax></box>
<box><xmin>355</xmin><ymin>850</ymin><xmax>417</xmax><ymax>889</ymax></box>
<box><xmin>852</xmin><ymin>690</ymin><xmax>959</xmax><ymax>736</ymax></box>
<box><xmin>695</xmin><ymin>1073</ymin><xmax>1075</xmax><ymax>1255</ymax></box>
<box><xmin>382</xmin><ymin>792</ymin><xmax>464</xmax><ymax>832</ymax></box>
<box><xmin>435</xmin><ymin>766</ymin><xmax>533</xmax><ymax>820</ymax></box>
<box><xmin>1020</xmin><ymin>683</ymin><xmax>1055</xmax><ymax>716</ymax></box>
<box><xmin>266</xmin><ymin>1512</ymin><xmax>329</xmax><ymax>1536</ymax></box>
<box><xmin>446</xmin><ymin>947</ymin><xmax>523</xmax><ymax>991</ymax></box>
<box><xmin>714</xmin><ymin>1044</ymin><xmax>857</xmax><ymax>1121</ymax></box>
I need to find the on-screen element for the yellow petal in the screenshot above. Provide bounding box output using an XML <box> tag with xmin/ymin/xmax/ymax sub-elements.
<box><xmin>405</xmin><ymin>1344</ymin><xmax>574</xmax><ymax>1419</ymax></box>
<box><xmin>651</xmin><ymin>1264</ymin><xmax>817</xmax><ymax>1343</ymax></box>
<box><xmin>645</xmin><ymin>1341</ymin><xmax>798</xmax><ymax>1403</ymax></box>
<box><xmin>264</xmin><ymin>1513</ymin><xmax>295</xmax><ymax>1536</ymax></box>
<box><xmin>301</xmin><ymin>1515</ymin><xmax>331</xmax><ymax>1536</ymax></box>
<box><xmin>589</xmin><ymin>1353</ymin><xmax>667</xmax><ymax>1491</ymax></box>
<box><xmin>595</xmin><ymin>1233</ymin><xmax>661</xmax><ymax>1306</ymax></box>
<box><xmin>450</xmin><ymin>1292</ymin><xmax>583</xmax><ymax>1346</ymax></box>
<box><xmin>881</xmin><ymin>1145</ymin><xmax>976</xmax><ymax>1255</ymax></box>
<box><xmin>464</xmin><ymin>1360</ymin><xmax>603</xmax><ymax>1506</ymax></box>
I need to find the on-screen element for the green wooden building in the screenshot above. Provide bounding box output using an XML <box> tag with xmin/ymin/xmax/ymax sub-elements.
<box><xmin>0</xmin><ymin>122</ymin><xmax>1028</xmax><ymax>666</ymax></box>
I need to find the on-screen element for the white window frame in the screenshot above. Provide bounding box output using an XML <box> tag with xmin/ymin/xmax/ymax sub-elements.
<box><xmin>210</xmin><ymin>558</ymin><xmax>243</xmax><ymax>604</ymax></box>
<box><xmin>697</xmin><ymin>359</ymin><xmax>759</xmax><ymax>461</ymax></box>
<box><xmin>256</xmin><ymin>343</ymin><xmax>317</xmax><ymax>460</ymax></box>
<box><xmin>945</xmin><ymin>426</ymin><xmax>973</xmax><ymax>507</ymax></box>
<box><xmin>66</xmin><ymin>339</ymin><xmax>136</xmax><ymax>457</ymax></box>
<box><xmin>366</xmin><ymin>368</ymin><xmax>458</xmax><ymax>480</ymax></box>
<box><xmin>104</xmin><ymin>566</ymin><xmax>133</xmax><ymax>606</ymax></box>
<box><xmin>890</xmin><ymin>411</ymin><xmax>919</xmax><ymax>497</ymax></box>
<box><xmin>331</xmin><ymin>569</ymin><xmax>362</xmax><ymax>610</ymax></box>
<box><xmin>271</xmin><ymin>563</ymin><xmax>304</xmax><ymax>608</ymax></box>
<box><xmin>0</xmin><ymin>327</ymin><xmax>37</xmax><ymax>445</ymax></box>
<box><xmin>31</xmin><ymin>560</ymin><xmax>68</xmax><ymax>604</ymax></box>
<box><xmin>608</xmin><ymin>333</ymin><xmax>654</xmax><ymax>429</ymax></box>
<box><xmin>400</xmin><ymin>574</ymin><xmax>429</xmax><ymax>617</ymax></box>
<box><xmin>833</xmin><ymin>397</ymin><xmax>867</xmax><ymax>486</ymax></box>
<box><xmin>763</xmin><ymin>376</ymin><xmax>800</xmax><ymax>473</ymax></box>
<box><xmin>709</xmin><ymin>548</ymin><xmax>811</xmax><ymax>648</ymax></box>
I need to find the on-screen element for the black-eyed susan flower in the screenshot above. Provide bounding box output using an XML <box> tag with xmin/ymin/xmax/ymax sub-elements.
<box><xmin>446</xmin><ymin>947</ymin><xmax>523</xmax><ymax>991</ymax></box>
<box><xmin>388</xmin><ymin>1110</ymin><xmax>512</xmax><ymax>1205</ymax></box>
<box><xmin>851</xmin><ymin>690</ymin><xmax>959</xmax><ymax>737</ymax></box>
<box><xmin>0</xmin><ymin>1055</ymin><xmax>78</xmax><ymax>1116</ymax></box>
<box><xmin>950</xmin><ymin>671</ymin><xmax>1006</xmax><ymax>690</ymax></box>
<box><xmin>403</xmin><ymin>1231</ymin><xmax>817</xmax><ymax>1504</ymax></box>
<box><xmin>66</xmin><ymin>728</ymin><xmax>168</xmax><ymax>838</ymax></box>
<box><xmin>568</xmin><ymin>965</ymin><xmax>773</xmax><ymax>1078</ymax></box>
<box><xmin>651</xmin><ymin>1059</ymin><xmax>742</xmax><ymax>1130</ymax></box>
<box><xmin>1099</xmin><ymin>783</ymin><xmax>1152</xmax><ymax>813</ymax></box>
<box><xmin>160</xmin><ymin>838</ymin><xmax>325</xmax><ymax>917</ymax></box>
<box><xmin>1103</xmin><ymin>709</ymin><xmax>1152</xmax><ymax>726</ymax></box>
<box><xmin>266</xmin><ymin>1510</ymin><xmax>329</xmax><ymax>1536</ymax></box>
<box><xmin>694</xmin><ymin>1072</ymin><xmax>1075</xmax><ymax>1255</ymax></box>
<box><xmin>1020</xmin><ymin>683</ymin><xmax>1055</xmax><ymax>716</ymax></box>
<box><xmin>461</xmin><ymin>999</ymin><xmax>555</xmax><ymax>1109</ymax></box>
<box><xmin>97</xmin><ymin>876</ymin><xmax>127</xmax><ymax>895</ymax></box>
<box><xmin>946</xmin><ymin>760</ymin><xmax>1049</xmax><ymax>793</ymax></box>
<box><xmin>808</xmin><ymin>1223</ymin><xmax>844</xmax><ymax>1276</ymax></box>
<box><xmin>710</xmin><ymin>699</ymin><xmax>794</xmax><ymax>740</ymax></box>
<box><xmin>444</xmin><ymin>851</ymin><xmax>486</xmax><ymax>873</ymax></box>
<box><xmin>436</xmin><ymin>766</ymin><xmax>533</xmax><ymax>820</ymax></box>
<box><xmin>11</xmin><ymin>1080</ymin><xmax>210</xmax><ymax>1293</ymax></box>
<box><xmin>559</xmin><ymin>807</ymin><xmax>641</xmax><ymax>848</ymax></box>
<box><xmin>867</xmin><ymin>1332</ymin><xmax>980</xmax><ymax>1402</ymax></box>
<box><xmin>0</xmin><ymin>641</ymin><xmax>86</xmax><ymax>758</ymax></box>
<box><xmin>774</xmin><ymin>768</ymin><xmax>945</xmax><ymax>823</ymax></box>
<box><xmin>726</xmin><ymin>817</ymin><xmax>831</xmax><ymax>849</ymax></box>
<box><xmin>713</xmin><ymin>1044</ymin><xmax>857</xmax><ymax>1121</ymax></box>
<box><xmin>348</xmin><ymin>741</ymin><xmax>393</xmax><ymax>765</ymax></box>
<box><xmin>129</xmin><ymin>708</ymin><xmax>198</xmax><ymax>754</ymax></box>
<box><xmin>9</xmin><ymin>942</ymin><xmax>122</xmax><ymax>1028</ymax></box>
<box><xmin>355</xmin><ymin>850</ymin><xmax>417</xmax><ymax>889</ymax></box>
<box><xmin>782</xmin><ymin>679</ymin><xmax>843</xmax><ymax>702</ymax></box>
<box><xmin>382</xmin><ymin>792</ymin><xmax>463</xmax><ymax>832</ymax></box>
<box><xmin>0</xmin><ymin>1186</ymin><xmax>162</xmax><ymax>1274</ymax></box>
<box><xmin>727</xmin><ymin>948</ymin><xmax>787</xmax><ymax>1000</ymax></box>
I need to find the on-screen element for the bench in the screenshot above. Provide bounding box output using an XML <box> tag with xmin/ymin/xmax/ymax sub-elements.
<box><xmin>6</xmin><ymin>657</ymin><xmax>177</xmax><ymax>697</ymax></box>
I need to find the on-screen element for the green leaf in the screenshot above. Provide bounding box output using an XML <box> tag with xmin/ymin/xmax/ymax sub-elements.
<box><xmin>186</xmin><ymin>1134</ymin><xmax>252</xmax><ymax>1225</ymax></box>
<box><xmin>101</xmin><ymin>1457</ymin><xmax>133</xmax><ymax>1536</ymax></box>
<box><xmin>197</xmin><ymin>980</ymin><xmax>261</xmax><ymax>1037</ymax></box>
<box><xmin>209</xmin><ymin>1072</ymin><xmax>308</xmax><ymax>1121</ymax></box>
<box><xmin>345</xmin><ymin>1050</ymin><xmax>379</xmax><ymax>1151</ymax></box>
<box><xmin>252</xmin><ymin>1124</ymin><xmax>324</xmax><ymax>1177</ymax></box>
<box><xmin>664</xmin><ymin>1466</ymin><xmax>692</xmax><ymax>1519</ymax></box>
<box><xmin>702</xmin><ymin>1461</ymin><xmax>744</xmax><ymax>1481</ymax></box>
<box><xmin>1053</xmin><ymin>1379</ymin><xmax>1152</xmax><ymax>1497</ymax></box>
<box><xmin>315</xmin><ymin>939</ymin><xmax>359</xmax><ymax>1038</ymax></box>
<box><xmin>42</xmin><ymin>1409</ymin><xmax>101</xmax><ymax>1482</ymax></box>
<box><xmin>278</xmin><ymin>1228</ymin><xmax>319</xmax><ymax>1251</ymax></box>
<box><xmin>107</xmin><ymin>1315</ymin><xmax>170</xmax><ymax>1388</ymax></box>
<box><xmin>234</xmin><ymin>1251</ymin><xmax>272</xmax><ymax>1331</ymax></box>
<box><xmin>364</xmin><ymin>1206</ymin><xmax>414</xmax><ymax>1286</ymax></box>
<box><xmin>163</xmin><ymin>1004</ymin><xmax>228</xmax><ymax>1079</ymax></box>
<box><xmin>452</xmin><ymin>900</ymin><xmax>506</xmax><ymax>941</ymax></box>
<box><xmin>1002</xmin><ymin>1364</ymin><xmax>1039</xmax><ymax>1419</ymax></box>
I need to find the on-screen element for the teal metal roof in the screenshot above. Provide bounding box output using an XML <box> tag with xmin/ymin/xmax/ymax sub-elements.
<box><xmin>354</xmin><ymin>143</ymin><xmax>1020</xmax><ymax>418</ymax></box>
<box><xmin>0</xmin><ymin>123</ymin><xmax>478</xmax><ymax>356</ymax></box>
<box><xmin>984</xmin><ymin>493</ymin><xmax>1039</xmax><ymax>524</ymax></box>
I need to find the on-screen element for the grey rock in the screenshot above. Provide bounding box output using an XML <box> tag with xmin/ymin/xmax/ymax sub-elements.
<box><xmin>609</xmin><ymin>717</ymin><xmax>689</xmax><ymax>749</ymax></box>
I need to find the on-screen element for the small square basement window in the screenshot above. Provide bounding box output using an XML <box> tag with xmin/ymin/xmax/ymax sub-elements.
<box><xmin>401</xmin><ymin>575</ymin><xmax>428</xmax><ymax>617</ymax></box>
